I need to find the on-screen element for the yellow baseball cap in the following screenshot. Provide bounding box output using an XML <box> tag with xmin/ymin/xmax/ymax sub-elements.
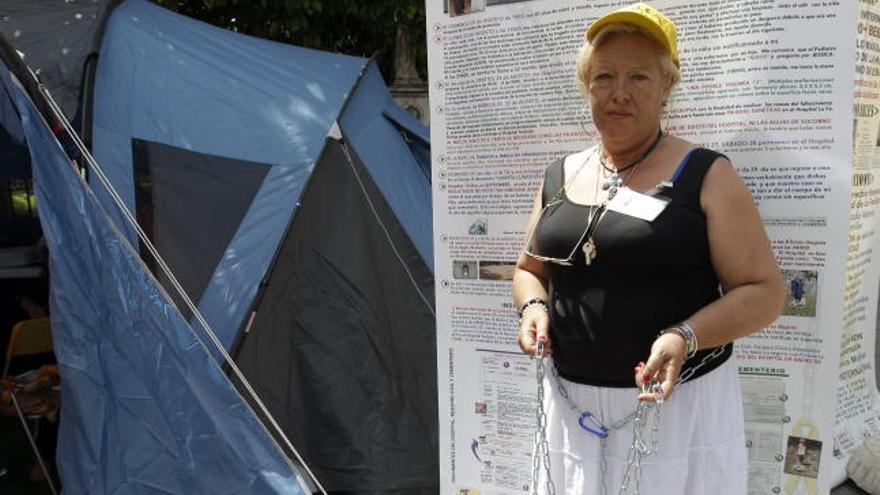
<box><xmin>586</xmin><ymin>2</ymin><xmax>679</xmax><ymax>67</ymax></box>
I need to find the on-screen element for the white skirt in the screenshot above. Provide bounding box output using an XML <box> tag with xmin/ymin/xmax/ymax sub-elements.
<box><xmin>536</xmin><ymin>357</ymin><xmax>747</xmax><ymax>495</ymax></box>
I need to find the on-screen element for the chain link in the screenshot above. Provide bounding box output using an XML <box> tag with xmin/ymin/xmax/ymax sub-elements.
<box><xmin>533</xmin><ymin>344</ymin><xmax>731</xmax><ymax>494</ymax></box>
<box><xmin>618</xmin><ymin>382</ymin><xmax>661</xmax><ymax>495</ymax></box>
<box><xmin>677</xmin><ymin>344</ymin><xmax>729</xmax><ymax>383</ymax></box>
<box><xmin>532</xmin><ymin>342</ymin><xmax>556</xmax><ymax>495</ymax></box>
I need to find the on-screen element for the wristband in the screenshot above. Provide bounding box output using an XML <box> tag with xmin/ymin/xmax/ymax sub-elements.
<box><xmin>659</xmin><ymin>322</ymin><xmax>698</xmax><ymax>359</ymax></box>
<box><xmin>518</xmin><ymin>298</ymin><xmax>548</xmax><ymax>318</ymax></box>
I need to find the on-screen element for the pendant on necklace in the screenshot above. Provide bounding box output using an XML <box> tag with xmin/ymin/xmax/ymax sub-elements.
<box><xmin>607</xmin><ymin>186</ymin><xmax>618</xmax><ymax>201</ymax></box>
<box><xmin>602</xmin><ymin>174</ymin><xmax>623</xmax><ymax>202</ymax></box>
<box><xmin>583</xmin><ymin>239</ymin><xmax>597</xmax><ymax>265</ymax></box>
<box><xmin>601</xmin><ymin>173</ymin><xmax>623</xmax><ymax>191</ymax></box>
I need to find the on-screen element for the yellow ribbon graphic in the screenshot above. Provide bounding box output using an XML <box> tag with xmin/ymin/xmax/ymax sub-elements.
<box><xmin>784</xmin><ymin>418</ymin><xmax>820</xmax><ymax>495</ymax></box>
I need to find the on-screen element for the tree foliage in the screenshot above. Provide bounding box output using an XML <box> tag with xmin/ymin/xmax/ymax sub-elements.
<box><xmin>153</xmin><ymin>0</ymin><xmax>427</xmax><ymax>84</ymax></box>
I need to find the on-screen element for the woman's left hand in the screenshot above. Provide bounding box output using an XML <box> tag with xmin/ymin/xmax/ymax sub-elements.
<box><xmin>636</xmin><ymin>332</ymin><xmax>687</xmax><ymax>402</ymax></box>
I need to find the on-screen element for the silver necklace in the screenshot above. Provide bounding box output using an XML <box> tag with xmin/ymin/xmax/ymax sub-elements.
<box><xmin>545</xmin><ymin>148</ymin><xmax>600</xmax><ymax>206</ymax></box>
<box><xmin>599</xmin><ymin>129</ymin><xmax>664</xmax><ymax>200</ymax></box>
<box><xmin>544</xmin><ymin>150</ymin><xmax>604</xmax><ymax>266</ymax></box>
<box><xmin>583</xmin><ymin>136</ymin><xmax>658</xmax><ymax>266</ymax></box>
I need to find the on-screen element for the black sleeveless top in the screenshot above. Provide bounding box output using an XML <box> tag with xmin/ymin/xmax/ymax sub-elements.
<box><xmin>533</xmin><ymin>148</ymin><xmax>732</xmax><ymax>387</ymax></box>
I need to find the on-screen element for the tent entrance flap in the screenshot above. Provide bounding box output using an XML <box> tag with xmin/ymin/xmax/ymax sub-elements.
<box><xmin>132</xmin><ymin>138</ymin><xmax>270</xmax><ymax>317</ymax></box>
<box><xmin>233</xmin><ymin>135</ymin><xmax>438</xmax><ymax>493</ymax></box>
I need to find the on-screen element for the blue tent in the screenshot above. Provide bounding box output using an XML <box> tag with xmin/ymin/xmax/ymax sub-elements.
<box><xmin>1</xmin><ymin>34</ymin><xmax>307</xmax><ymax>494</ymax></box>
<box><xmin>92</xmin><ymin>0</ymin><xmax>433</xmax><ymax>351</ymax></box>
<box><xmin>1</xmin><ymin>0</ymin><xmax>437</xmax><ymax>492</ymax></box>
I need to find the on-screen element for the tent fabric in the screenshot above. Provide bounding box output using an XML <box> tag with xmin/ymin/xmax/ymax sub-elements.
<box><xmin>381</xmin><ymin>100</ymin><xmax>430</xmax><ymax>145</ymax></box>
<box><xmin>339</xmin><ymin>62</ymin><xmax>433</xmax><ymax>267</ymax></box>
<box><xmin>0</xmin><ymin>121</ymin><xmax>30</xmax><ymax>180</ymax></box>
<box><xmin>382</xmin><ymin>109</ymin><xmax>432</xmax><ymax>181</ymax></box>
<box><xmin>233</xmin><ymin>135</ymin><xmax>437</xmax><ymax>492</ymax></box>
<box><xmin>5</xmin><ymin>0</ymin><xmax>437</xmax><ymax>491</ymax></box>
<box><xmin>132</xmin><ymin>138</ymin><xmax>271</xmax><ymax>320</ymax></box>
<box><xmin>0</xmin><ymin>81</ymin><xmax>31</xmax><ymax>180</ymax></box>
<box><xmin>1</xmin><ymin>61</ymin><xmax>307</xmax><ymax>494</ymax></box>
<box><xmin>0</xmin><ymin>83</ymin><xmax>24</xmax><ymax>142</ymax></box>
<box><xmin>91</xmin><ymin>0</ymin><xmax>367</xmax><ymax>350</ymax></box>
<box><xmin>0</xmin><ymin>0</ymin><xmax>116</xmax><ymax>119</ymax></box>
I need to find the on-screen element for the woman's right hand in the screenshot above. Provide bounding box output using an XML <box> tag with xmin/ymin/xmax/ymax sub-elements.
<box><xmin>517</xmin><ymin>305</ymin><xmax>551</xmax><ymax>357</ymax></box>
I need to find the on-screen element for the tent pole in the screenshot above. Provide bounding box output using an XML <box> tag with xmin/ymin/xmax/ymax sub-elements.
<box><xmin>10</xmin><ymin>392</ymin><xmax>58</xmax><ymax>495</ymax></box>
<box><xmin>10</xmin><ymin>52</ymin><xmax>328</xmax><ymax>495</ymax></box>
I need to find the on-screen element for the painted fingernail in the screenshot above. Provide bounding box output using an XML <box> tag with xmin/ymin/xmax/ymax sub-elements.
<box><xmin>643</xmin><ymin>373</ymin><xmax>651</xmax><ymax>381</ymax></box>
<box><xmin>538</xmin><ymin>335</ymin><xmax>547</xmax><ymax>343</ymax></box>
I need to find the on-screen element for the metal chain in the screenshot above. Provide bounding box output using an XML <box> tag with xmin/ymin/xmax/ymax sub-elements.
<box><xmin>553</xmin><ymin>365</ymin><xmax>639</xmax><ymax>430</ymax></box>
<box><xmin>677</xmin><ymin>344</ymin><xmax>729</xmax><ymax>383</ymax></box>
<box><xmin>533</xmin><ymin>343</ymin><xmax>731</xmax><ymax>494</ymax></box>
<box><xmin>532</xmin><ymin>342</ymin><xmax>556</xmax><ymax>495</ymax></box>
<box><xmin>618</xmin><ymin>382</ymin><xmax>662</xmax><ymax>495</ymax></box>
<box><xmin>548</xmin><ymin>362</ymin><xmax>658</xmax><ymax>495</ymax></box>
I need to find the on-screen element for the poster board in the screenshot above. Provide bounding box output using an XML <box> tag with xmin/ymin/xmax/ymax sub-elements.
<box><xmin>427</xmin><ymin>1</ymin><xmax>877</xmax><ymax>494</ymax></box>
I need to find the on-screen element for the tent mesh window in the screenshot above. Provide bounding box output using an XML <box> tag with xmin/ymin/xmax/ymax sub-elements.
<box><xmin>132</xmin><ymin>138</ymin><xmax>270</xmax><ymax>316</ymax></box>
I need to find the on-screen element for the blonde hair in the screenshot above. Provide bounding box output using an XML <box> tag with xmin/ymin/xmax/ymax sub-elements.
<box><xmin>575</xmin><ymin>22</ymin><xmax>680</xmax><ymax>98</ymax></box>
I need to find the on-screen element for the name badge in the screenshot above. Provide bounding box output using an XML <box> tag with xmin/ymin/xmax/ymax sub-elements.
<box><xmin>606</xmin><ymin>187</ymin><xmax>669</xmax><ymax>221</ymax></box>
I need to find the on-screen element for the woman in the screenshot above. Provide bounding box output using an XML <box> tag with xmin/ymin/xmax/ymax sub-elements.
<box><xmin>512</xmin><ymin>3</ymin><xmax>784</xmax><ymax>494</ymax></box>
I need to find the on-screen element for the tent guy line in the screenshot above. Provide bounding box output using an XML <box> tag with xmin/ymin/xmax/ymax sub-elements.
<box><xmin>3</xmin><ymin>1</ymin><xmax>437</xmax><ymax>489</ymax></box>
<box><xmin>338</xmin><ymin>131</ymin><xmax>435</xmax><ymax>318</ymax></box>
<box><xmin>10</xmin><ymin>390</ymin><xmax>59</xmax><ymax>494</ymax></box>
<box><xmin>30</xmin><ymin>68</ymin><xmax>328</xmax><ymax>495</ymax></box>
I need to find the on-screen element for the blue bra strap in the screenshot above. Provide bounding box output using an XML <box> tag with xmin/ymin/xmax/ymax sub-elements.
<box><xmin>669</xmin><ymin>148</ymin><xmax>699</xmax><ymax>184</ymax></box>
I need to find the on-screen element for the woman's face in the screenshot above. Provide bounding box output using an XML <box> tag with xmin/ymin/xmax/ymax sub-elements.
<box><xmin>588</xmin><ymin>34</ymin><xmax>670</xmax><ymax>149</ymax></box>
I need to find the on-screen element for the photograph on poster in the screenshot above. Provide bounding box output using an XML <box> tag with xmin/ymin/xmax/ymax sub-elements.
<box><xmin>454</xmin><ymin>260</ymin><xmax>478</xmax><ymax>279</ymax></box>
<box><xmin>781</xmin><ymin>269</ymin><xmax>818</xmax><ymax>317</ymax></box>
<box><xmin>782</xmin><ymin>436</ymin><xmax>822</xmax><ymax>479</ymax></box>
<box><xmin>478</xmin><ymin>260</ymin><xmax>515</xmax><ymax>280</ymax></box>
<box><xmin>447</xmin><ymin>0</ymin><xmax>486</xmax><ymax>17</ymax></box>
<box><xmin>469</xmin><ymin>218</ymin><xmax>488</xmax><ymax>235</ymax></box>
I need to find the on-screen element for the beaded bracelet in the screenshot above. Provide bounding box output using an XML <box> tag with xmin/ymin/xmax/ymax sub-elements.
<box><xmin>659</xmin><ymin>322</ymin><xmax>698</xmax><ymax>359</ymax></box>
<box><xmin>518</xmin><ymin>298</ymin><xmax>548</xmax><ymax>318</ymax></box>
